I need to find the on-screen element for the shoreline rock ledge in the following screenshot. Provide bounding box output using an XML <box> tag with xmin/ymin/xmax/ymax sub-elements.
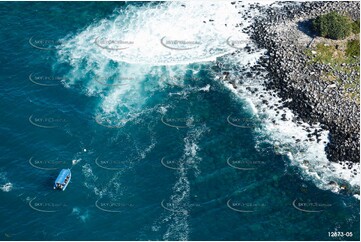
<box><xmin>250</xmin><ymin>1</ymin><xmax>360</xmax><ymax>165</ymax></box>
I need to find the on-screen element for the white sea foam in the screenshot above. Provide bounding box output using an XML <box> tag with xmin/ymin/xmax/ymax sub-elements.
<box><xmin>81</xmin><ymin>163</ymin><xmax>100</xmax><ymax>195</ymax></box>
<box><xmin>71</xmin><ymin>207</ymin><xmax>90</xmax><ymax>223</ymax></box>
<box><xmin>219</xmin><ymin>53</ymin><xmax>360</xmax><ymax>197</ymax></box>
<box><xmin>81</xmin><ymin>132</ymin><xmax>157</xmax><ymax>200</ymax></box>
<box><xmin>0</xmin><ymin>172</ymin><xmax>12</xmax><ymax>192</ymax></box>
<box><xmin>58</xmin><ymin>1</ymin><xmax>247</xmax><ymax>66</ymax></box>
<box><xmin>1</xmin><ymin>182</ymin><xmax>13</xmax><ymax>192</ymax></box>
<box><xmin>180</xmin><ymin>0</ymin><xmax>361</xmax><ymax>198</ymax></box>
<box><xmin>199</xmin><ymin>84</ymin><xmax>211</xmax><ymax>92</ymax></box>
<box><xmin>57</xmin><ymin>1</ymin><xmax>256</xmax><ymax>128</ymax></box>
<box><xmin>158</xmin><ymin>124</ymin><xmax>208</xmax><ymax>241</ymax></box>
<box><xmin>57</xmin><ymin>0</ymin><xmax>358</xmax><ymax>228</ymax></box>
<box><xmin>81</xmin><ymin>162</ymin><xmax>125</xmax><ymax>199</ymax></box>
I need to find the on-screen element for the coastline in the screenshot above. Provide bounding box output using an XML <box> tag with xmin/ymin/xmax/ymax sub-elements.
<box><xmin>0</xmin><ymin>2</ymin><xmax>360</xmax><ymax>239</ymax></box>
<box><xmin>249</xmin><ymin>1</ymin><xmax>360</xmax><ymax>165</ymax></box>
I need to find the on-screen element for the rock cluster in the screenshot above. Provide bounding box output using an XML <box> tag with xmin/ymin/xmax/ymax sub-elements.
<box><xmin>249</xmin><ymin>1</ymin><xmax>360</xmax><ymax>164</ymax></box>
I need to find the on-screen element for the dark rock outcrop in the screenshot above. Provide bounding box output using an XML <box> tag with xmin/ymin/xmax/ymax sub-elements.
<box><xmin>250</xmin><ymin>1</ymin><xmax>360</xmax><ymax>163</ymax></box>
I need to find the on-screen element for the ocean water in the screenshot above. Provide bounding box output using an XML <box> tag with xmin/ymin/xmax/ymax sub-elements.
<box><xmin>0</xmin><ymin>1</ymin><xmax>359</xmax><ymax>241</ymax></box>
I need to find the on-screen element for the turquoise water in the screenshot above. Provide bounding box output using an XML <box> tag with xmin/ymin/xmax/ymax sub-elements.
<box><xmin>0</xmin><ymin>1</ymin><xmax>359</xmax><ymax>241</ymax></box>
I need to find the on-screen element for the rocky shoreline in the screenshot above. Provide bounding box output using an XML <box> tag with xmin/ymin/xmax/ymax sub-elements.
<box><xmin>248</xmin><ymin>1</ymin><xmax>360</xmax><ymax>165</ymax></box>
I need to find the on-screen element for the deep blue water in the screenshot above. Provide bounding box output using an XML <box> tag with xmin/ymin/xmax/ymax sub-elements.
<box><xmin>0</xmin><ymin>1</ymin><xmax>359</xmax><ymax>241</ymax></box>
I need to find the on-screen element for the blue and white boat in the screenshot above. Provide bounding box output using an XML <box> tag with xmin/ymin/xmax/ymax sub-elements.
<box><xmin>53</xmin><ymin>169</ymin><xmax>71</xmax><ymax>191</ymax></box>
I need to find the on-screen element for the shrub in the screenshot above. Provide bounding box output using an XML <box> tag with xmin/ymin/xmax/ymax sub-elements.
<box><xmin>313</xmin><ymin>12</ymin><xmax>353</xmax><ymax>40</ymax></box>
<box><xmin>346</xmin><ymin>39</ymin><xmax>360</xmax><ymax>57</ymax></box>
<box><xmin>352</xmin><ymin>20</ymin><xmax>360</xmax><ymax>34</ymax></box>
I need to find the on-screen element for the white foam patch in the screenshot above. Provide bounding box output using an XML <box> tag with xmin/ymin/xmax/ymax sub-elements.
<box><xmin>1</xmin><ymin>182</ymin><xmax>12</xmax><ymax>192</ymax></box>
<box><xmin>0</xmin><ymin>172</ymin><xmax>12</xmax><ymax>192</ymax></box>
<box><xmin>71</xmin><ymin>207</ymin><xmax>90</xmax><ymax>223</ymax></box>
<box><xmin>58</xmin><ymin>1</ymin><xmax>250</xmax><ymax>66</ymax></box>
<box><xmin>57</xmin><ymin>1</ymin><xmax>257</xmax><ymax>127</ymax></box>
<box><xmin>199</xmin><ymin>84</ymin><xmax>211</xmax><ymax>92</ymax></box>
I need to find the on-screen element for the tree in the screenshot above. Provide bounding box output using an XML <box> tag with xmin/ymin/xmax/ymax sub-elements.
<box><xmin>312</xmin><ymin>12</ymin><xmax>353</xmax><ymax>40</ymax></box>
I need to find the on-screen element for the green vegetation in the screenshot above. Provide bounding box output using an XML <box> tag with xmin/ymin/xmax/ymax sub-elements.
<box><xmin>313</xmin><ymin>12</ymin><xmax>354</xmax><ymax>40</ymax></box>
<box><xmin>346</xmin><ymin>39</ymin><xmax>360</xmax><ymax>57</ymax></box>
<box><xmin>305</xmin><ymin>12</ymin><xmax>360</xmax><ymax>101</ymax></box>
<box><xmin>352</xmin><ymin>20</ymin><xmax>360</xmax><ymax>34</ymax></box>
<box><xmin>305</xmin><ymin>39</ymin><xmax>360</xmax><ymax>101</ymax></box>
<box><xmin>306</xmin><ymin>40</ymin><xmax>359</xmax><ymax>66</ymax></box>
<box><xmin>312</xmin><ymin>43</ymin><xmax>342</xmax><ymax>64</ymax></box>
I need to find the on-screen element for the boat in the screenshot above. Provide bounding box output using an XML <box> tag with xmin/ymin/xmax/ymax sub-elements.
<box><xmin>53</xmin><ymin>169</ymin><xmax>71</xmax><ymax>191</ymax></box>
